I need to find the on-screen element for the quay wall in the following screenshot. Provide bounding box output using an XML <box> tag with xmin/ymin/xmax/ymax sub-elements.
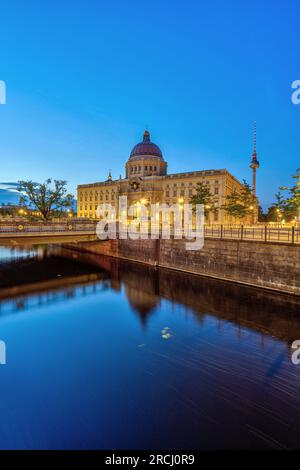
<box><xmin>64</xmin><ymin>237</ymin><xmax>300</xmax><ymax>296</ymax></box>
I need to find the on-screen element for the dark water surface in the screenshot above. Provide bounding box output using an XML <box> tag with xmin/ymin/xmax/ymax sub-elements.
<box><xmin>0</xmin><ymin>245</ymin><xmax>300</xmax><ymax>449</ymax></box>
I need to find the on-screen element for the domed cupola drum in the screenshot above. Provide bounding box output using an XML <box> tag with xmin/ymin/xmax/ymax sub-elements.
<box><xmin>126</xmin><ymin>130</ymin><xmax>167</xmax><ymax>177</ymax></box>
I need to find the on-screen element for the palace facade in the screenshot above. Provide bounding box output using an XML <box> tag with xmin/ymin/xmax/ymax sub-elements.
<box><xmin>77</xmin><ymin>130</ymin><xmax>255</xmax><ymax>224</ymax></box>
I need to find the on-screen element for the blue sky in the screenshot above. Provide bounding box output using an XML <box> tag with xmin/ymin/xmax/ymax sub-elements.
<box><xmin>0</xmin><ymin>0</ymin><xmax>299</xmax><ymax>208</ymax></box>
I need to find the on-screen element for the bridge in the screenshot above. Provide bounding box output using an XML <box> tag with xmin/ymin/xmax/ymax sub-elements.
<box><xmin>0</xmin><ymin>220</ymin><xmax>299</xmax><ymax>245</ymax></box>
<box><xmin>0</xmin><ymin>220</ymin><xmax>98</xmax><ymax>245</ymax></box>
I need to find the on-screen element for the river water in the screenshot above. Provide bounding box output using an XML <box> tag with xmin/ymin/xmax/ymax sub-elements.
<box><xmin>0</xmin><ymin>244</ymin><xmax>300</xmax><ymax>449</ymax></box>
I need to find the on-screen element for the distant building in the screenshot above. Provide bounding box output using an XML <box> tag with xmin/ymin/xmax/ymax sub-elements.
<box><xmin>0</xmin><ymin>204</ymin><xmax>41</xmax><ymax>218</ymax></box>
<box><xmin>77</xmin><ymin>130</ymin><xmax>256</xmax><ymax>224</ymax></box>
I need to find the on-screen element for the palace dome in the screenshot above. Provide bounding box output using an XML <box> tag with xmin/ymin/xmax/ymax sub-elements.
<box><xmin>129</xmin><ymin>130</ymin><xmax>164</xmax><ymax>161</ymax></box>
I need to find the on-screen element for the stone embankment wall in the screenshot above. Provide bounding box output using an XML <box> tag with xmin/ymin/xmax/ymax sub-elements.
<box><xmin>64</xmin><ymin>237</ymin><xmax>300</xmax><ymax>295</ymax></box>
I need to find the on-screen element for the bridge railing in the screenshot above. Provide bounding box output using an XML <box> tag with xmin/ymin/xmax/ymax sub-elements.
<box><xmin>0</xmin><ymin>221</ymin><xmax>98</xmax><ymax>234</ymax></box>
<box><xmin>204</xmin><ymin>225</ymin><xmax>300</xmax><ymax>243</ymax></box>
<box><xmin>0</xmin><ymin>220</ymin><xmax>299</xmax><ymax>244</ymax></box>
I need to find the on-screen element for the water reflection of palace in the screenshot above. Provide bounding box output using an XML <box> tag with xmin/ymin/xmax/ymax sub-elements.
<box><xmin>1</xmin><ymin>246</ymin><xmax>300</xmax><ymax>344</ymax></box>
<box><xmin>58</xmin><ymin>248</ymin><xmax>300</xmax><ymax>344</ymax></box>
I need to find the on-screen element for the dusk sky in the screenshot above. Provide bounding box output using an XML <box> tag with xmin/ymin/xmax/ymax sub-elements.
<box><xmin>0</xmin><ymin>0</ymin><xmax>299</xmax><ymax>208</ymax></box>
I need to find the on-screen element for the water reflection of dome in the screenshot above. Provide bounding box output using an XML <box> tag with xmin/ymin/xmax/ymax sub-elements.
<box><xmin>125</xmin><ymin>286</ymin><xmax>159</xmax><ymax>325</ymax></box>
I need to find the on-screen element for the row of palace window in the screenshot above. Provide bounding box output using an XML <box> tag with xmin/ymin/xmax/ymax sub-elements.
<box><xmin>165</xmin><ymin>180</ymin><xmax>219</xmax><ymax>191</ymax></box>
<box><xmin>166</xmin><ymin>189</ymin><xmax>193</xmax><ymax>198</ymax></box>
<box><xmin>130</xmin><ymin>165</ymin><xmax>157</xmax><ymax>173</ymax></box>
<box><xmin>79</xmin><ymin>192</ymin><xmax>115</xmax><ymax>202</ymax></box>
<box><xmin>80</xmin><ymin>194</ymin><xmax>220</xmax><ymax>211</ymax></box>
<box><xmin>79</xmin><ymin>180</ymin><xmax>220</xmax><ymax>198</ymax></box>
<box><xmin>79</xmin><ymin>202</ymin><xmax>117</xmax><ymax>211</ymax></box>
<box><xmin>79</xmin><ymin>179</ymin><xmax>221</xmax><ymax>204</ymax></box>
<box><xmin>165</xmin><ymin>187</ymin><xmax>219</xmax><ymax>197</ymax></box>
<box><xmin>165</xmin><ymin>180</ymin><xmax>219</xmax><ymax>187</ymax></box>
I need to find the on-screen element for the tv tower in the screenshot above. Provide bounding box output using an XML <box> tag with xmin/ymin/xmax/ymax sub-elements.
<box><xmin>250</xmin><ymin>122</ymin><xmax>260</xmax><ymax>196</ymax></box>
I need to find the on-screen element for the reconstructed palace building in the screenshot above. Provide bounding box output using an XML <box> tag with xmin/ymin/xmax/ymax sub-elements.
<box><xmin>77</xmin><ymin>130</ymin><xmax>255</xmax><ymax>224</ymax></box>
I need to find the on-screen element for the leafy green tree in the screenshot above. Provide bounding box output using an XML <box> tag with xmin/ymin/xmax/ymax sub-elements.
<box><xmin>222</xmin><ymin>180</ymin><xmax>256</xmax><ymax>221</ymax></box>
<box><xmin>266</xmin><ymin>191</ymin><xmax>287</xmax><ymax>222</ymax></box>
<box><xmin>190</xmin><ymin>182</ymin><xmax>217</xmax><ymax>218</ymax></box>
<box><xmin>265</xmin><ymin>206</ymin><xmax>280</xmax><ymax>222</ymax></box>
<box><xmin>279</xmin><ymin>168</ymin><xmax>300</xmax><ymax>221</ymax></box>
<box><xmin>18</xmin><ymin>179</ymin><xmax>74</xmax><ymax>220</ymax></box>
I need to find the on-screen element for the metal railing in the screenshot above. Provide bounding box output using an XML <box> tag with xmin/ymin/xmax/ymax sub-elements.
<box><xmin>0</xmin><ymin>220</ymin><xmax>97</xmax><ymax>235</ymax></box>
<box><xmin>204</xmin><ymin>225</ymin><xmax>300</xmax><ymax>244</ymax></box>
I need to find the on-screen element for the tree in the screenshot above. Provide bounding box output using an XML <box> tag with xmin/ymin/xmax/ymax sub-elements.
<box><xmin>279</xmin><ymin>168</ymin><xmax>300</xmax><ymax>221</ymax></box>
<box><xmin>222</xmin><ymin>180</ymin><xmax>257</xmax><ymax>221</ymax></box>
<box><xmin>266</xmin><ymin>191</ymin><xmax>287</xmax><ymax>222</ymax></box>
<box><xmin>258</xmin><ymin>205</ymin><xmax>267</xmax><ymax>222</ymax></box>
<box><xmin>190</xmin><ymin>182</ymin><xmax>217</xmax><ymax>218</ymax></box>
<box><xmin>17</xmin><ymin>179</ymin><xmax>74</xmax><ymax>220</ymax></box>
<box><xmin>265</xmin><ymin>206</ymin><xmax>280</xmax><ymax>222</ymax></box>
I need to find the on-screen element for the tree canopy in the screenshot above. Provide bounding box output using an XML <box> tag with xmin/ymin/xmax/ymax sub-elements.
<box><xmin>265</xmin><ymin>169</ymin><xmax>300</xmax><ymax>223</ymax></box>
<box><xmin>222</xmin><ymin>180</ymin><xmax>256</xmax><ymax>220</ymax></box>
<box><xmin>279</xmin><ymin>168</ymin><xmax>300</xmax><ymax>221</ymax></box>
<box><xmin>190</xmin><ymin>182</ymin><xmax>217</xmax><ymax>218</ymax></box>
<box><xmin>17</xmin><ymin>179</ymin><xmax>74</xmax><ymax>220</ymax></box>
